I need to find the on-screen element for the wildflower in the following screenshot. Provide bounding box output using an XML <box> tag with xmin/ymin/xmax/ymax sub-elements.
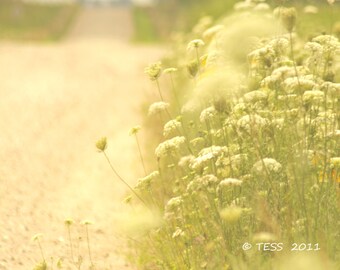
<box><xmin>148</xmin><ymin>101</ymin><xmax>170</xmax><ymax>116</ymax></box>
<box><xmin>280</xmin><ymin>7</ymin><xmax>297</xmax><ymax>32</ymax></box>
<box><xmin>32</xmin><ymin>233</ymin><xmax>43</xmax><ymax>241</ymax></box>
<box><xmin>187</xmin><ymin>174</ymin><xmax>219</xmax><ymax>192</ymax></box>
<box><xmin>155</xmin><ymin>136</ymin><xmax>186</xmax><ymax>158</ymax></box>
<box><xmin>283</xmin><ymin>76</ymin><xmax>315</xmax><ymax>93</ymax></box>
<box><xmin>64</xmin><ymin>219</ymin><xmax>74</xmax><ymax>226</ymax></box>
<box><xmin>253</xmin><ymin>3</ymin><xmax>270</xmax><ymax>12</ymax></box>
<box><xmin>219</xmin><ymin>206</ymin><xmax>243</xmax><ymax>223</ymax></box>
<box><xmin>95</xmin><ymin>137</ymin><xmax>107</xmax><ymax>152</ymax></box>
<box><xmin>144</xmin><ymin>62</ymin><xmax>162</xmax><ymax>81</ymax></box>
<box><xmin>253</xmin><ymin>158</ymin><xmax>282</xmax><ymax>174</ymax></box>
<box><xmin>163</xmin><ymin>67</ymin><xmax>178</xmax><ymax>74</ymax></box>
<box><xmin>237</xmin><ymin>114</ymin><xmax>267</xmax><ymax>132</ymax></box>
<box><xmin>163</xmin><ymin>119</ymin><xmax>182</xmax><ymax>137</ymax></box>
<box><xmin>178</xmin><ymin>155</ymin><xmax>195</xmax><ymax>168</ymax></box>
<box><xmin>165</xmin><ymin>196</ymin><xmax>183</xmax><ymax>212</ymax></box>
<box><xmin>129</xmin><ymin>125</ymin><xmax>141</xmax><ymax>136</ymax></box>
<box><xmin>302</xmin><ymin>90</ymin><xmax>324</xmax><ymax>104</ymax></box>
<box><xmin>134</xmin><ymin>171</ymin><xmax>159</xmax><ymax>190</ymax></box>
<box><xmin>243</xmin><ymin>90</ymin><xmax>267</xmax><ymax>103</ymax></box>
<box><xmin>191</xmin><ymin>146</ymin><xmax>228</xmax><ymax>170</ymax></box>
<box><xmin>81</xmin><ymin>220</ymin><xmax>93</xmax><ymax>225</ymax></box>
<box><xmin>172</xmin><ymin>228</ymin><xmax>185</xmax><ymax>238</ymax></box>
<box><xmin>303</xmin><ymin>5</ymin><xmax>319</xmax><ymax>14</ymax></box>
<box><xmin>187</xmin><ymin>39</ymin><xmax>205</xmax><ymax>51</ymax></box>
<box><xmin>200</xmin><ymin>106</ymin><xmax>218</xmax><ymax>123</ymax></box>
<box><xmin>219</xmin><ymin>178</ymin><xmax>243</xmax><ymax>187</ymax></box>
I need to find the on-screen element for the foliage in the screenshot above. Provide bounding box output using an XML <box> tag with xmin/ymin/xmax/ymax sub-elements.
<box><xmin>128</xmin><ymin>1</ymin><xmax>340</xmax><ymax>269</ymax></box>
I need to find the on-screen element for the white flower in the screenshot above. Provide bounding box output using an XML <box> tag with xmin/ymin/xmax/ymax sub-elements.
<box><xmin>191</xmin><ymin>146</ymin><xmax>228</xmax><ymax>170</ymax></box>
<box><xmin>178</xmin><ymin>155</ymin><xmax>195</xmax><ymax>168</ymax></box>
<box><xmin>187</xmin><ymin>39</ymin><xmax>205</xmax><ymax>51</ymax></box>
<box><xmin>254</xmin><ymin>3</ymin><xmax>270</xmax><ymax>12</ymax></box>
<box><xmin>135</xmin><ymin>171</ymin><xmax>159</xmax><ymax>190</ymax></box>
<box><xmin>303</xmin><ymin>90</ymin><xmax>324</xmax><ymax>103</ymax></box>
<box><xmin>243</xmin><ymin>90</ymin><xmax>268</xmax><ymax>103</ymax></box>
<box><xmin>283</xmin><ymin>76</ymin><xmax>315</xmax><ymax>93</ymax></box>
<box><xmin>144</xmin><ymin>62</ymin><xmax>162</xmax><ymax>81</ymax></box>
<box><xmin>303</xmin><ymin>5</ymin><xmax>319</xmax><ymax>14</ymax></box>
<box><xmin>253</xmin><ymin>158</ymin><xmax>282</xmax><ymax>174</ymax></box>
<box><xmin>165</xmin><ymin>196</ymin><xmax>183</xmax><ymax>212</ymax></box>
<box><xmin>163</xmin><ymin>119</ymin><xmax>182</xmax><ymax>137</ymax></box>
<box><xmin>237</xmin><ymin>114</ymin><xmax>267</xmax><ymax>132</ymax></box>
<box><xmin>155</xmin><ymin>136</ymin><xmax>186</xmax><ymax>158</ymax></box>
<box><xmin>148</xmin><ymin>102</ymin><xmax>170</xmax><ymax>116</ymax></box>
<box><xmin>219</xmin><ymin>178</ymin><xmax>243</xmax><ymax>187</ymax></box>
<box><xmin>200</xmin><ymin>106</ymin><xmax>218</xmax><ymax>123</ymax></box>
<box><xmin>187</xmin><ymin>174</ymin><xmax>218</xmax><ymax>192</ymax></box>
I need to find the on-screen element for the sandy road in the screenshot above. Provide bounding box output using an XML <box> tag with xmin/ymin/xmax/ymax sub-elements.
<box><xmin>0</xmin><ymin>6</ymin><xmax>163</xmax><ymax>269</ymax></box>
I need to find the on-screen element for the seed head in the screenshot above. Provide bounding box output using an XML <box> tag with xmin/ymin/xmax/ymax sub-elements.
<box><xmin>145</xmin><ymin>62</ymin><xmax>162</xmax><ymax>81</ymax></box>
<box><xmin>95</xmin><ymin>137</ymin><xmax>107</xmax><ymax>152</ymax></box>
<box><xmin>187</xmin><ymin>39</ymin><xmax>205</xmax><ymax>51</ymax></box>
<box><xmin>32</xmin><ymin>233</ymin><xmax>43</xmax><ymax>241</ymax></box>
<box><xmin>81</xmin><ymin>220</ymin><xmax>93</xmax><ymax>226</ymax></box>
<box><xmin>280</xmin><ymin>7</ymin><xmax>297</xmax><ymax>32</ymax></box>
<box><xmin>64</xmin><ymin>218</ymin><xmax>74</xmax><ymax>226</ymax></box>
<box><xmin>129</xmin><ymin>125</ymin><xmax>141</xmax><ymax>136</ymax></box>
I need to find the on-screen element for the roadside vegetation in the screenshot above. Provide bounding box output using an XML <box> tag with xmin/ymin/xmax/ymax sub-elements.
<box><xmin>110</xmin><ymin>0</ymin><xmax>340</xmax><ymax>269</ymax></box>
<box><xmin>0</xmin><ymin>0</ymin><xmax>79</xmax><ymax>41</ymax></box>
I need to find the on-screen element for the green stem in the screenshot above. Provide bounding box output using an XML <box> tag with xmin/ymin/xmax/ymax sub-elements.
<box><xmin>135</xmin><ymin>134</ymin><xmax>147</xmax><ymax>175</ymax></box>
<box><xmin>102</xmin><ymin>151</ymin><xmax>148</xmax><ymax>207</ymax></box>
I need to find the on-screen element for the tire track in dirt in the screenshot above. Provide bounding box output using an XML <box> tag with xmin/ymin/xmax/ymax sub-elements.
<box><xmin>0</xmin><ymin>6</ymin><xmax>163</xmax><ymax>269</ymax></box>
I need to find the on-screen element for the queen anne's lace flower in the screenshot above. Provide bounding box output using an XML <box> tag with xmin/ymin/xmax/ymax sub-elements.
<box><xmin>191</xmin><ymin>146</ymin><xmax>228</xmax><ymax>170</ymax></box>
<box><xmin>302</xmin><ymin>90</ymin><xmax>324</xmax><ymax>103</ymax></box>
<box><xmin>163</xmin><ymin>119</ymin><xmax>182</xmax><ymax>137</ymax></box>
<box><xmin>237</xmin><ymin>114</ymin><xmax>267</xmax><ymax>132</ymax></box>
<box><xmin>134</xmin><ymin>171</ymin><xmax>159</xmax><ymax>190</ymax></box>
<box><xmin>155</xmin><ymin>136</ymin><xmax>186</xmax><ymax>158</ymax></box>
<box><xmin>219</xmin><ymin>178</ymin><xmax>243</xmax><ymax>187</ymax></box>
<box><xmin>148</xmin><ymin>102</ymin><xmax>170</xmax><ymax>116</ymax></box>
<box><xmin>200</xmin><ymin>106</ymin><xmax>218</xmax><ymax>123</ymax></box>
<box><xmin>145</xmin><ymin>62</ymin><xmax>162</xmax><ymax>81</ymax></box>
<box><xmin>253</xmin><ymin>158</ymin><xmax>282</xmax><ymax>174</ymax></box>
<box><xmin>243</xmin><ymin>90</ymin><xmax>268</xmax><ymax>103</ymax></box>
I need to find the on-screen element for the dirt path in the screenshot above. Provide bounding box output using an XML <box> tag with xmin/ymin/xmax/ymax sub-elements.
<box><xmin>0</xmin><ymin>6</ymin><xmax>163</xmax><ymax>269</ymax></box>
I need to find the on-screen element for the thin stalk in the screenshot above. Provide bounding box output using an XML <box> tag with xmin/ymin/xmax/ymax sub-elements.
<box><xmin>85</xmin><ymin>225</ymin><xmax>95</xmax><ymax>269</ymax></box>
<box><xmin>67</xmin><ymin>226</ymin><xmax>75</xmax><ymax>263</ymax></box>
<box><xmin>37</xmin><ymin>239</ymin><xmax>46</xmax><ymax>262</ymax></box>
<box><xmin>135</xmin><ymin>134</ymin><xmax>147</xmax><ymax>175</ymax></box>
<box><xmin>102</xmin><ymin>151</ymin><xmax>148</xmax><ymax>207</ymax></box>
